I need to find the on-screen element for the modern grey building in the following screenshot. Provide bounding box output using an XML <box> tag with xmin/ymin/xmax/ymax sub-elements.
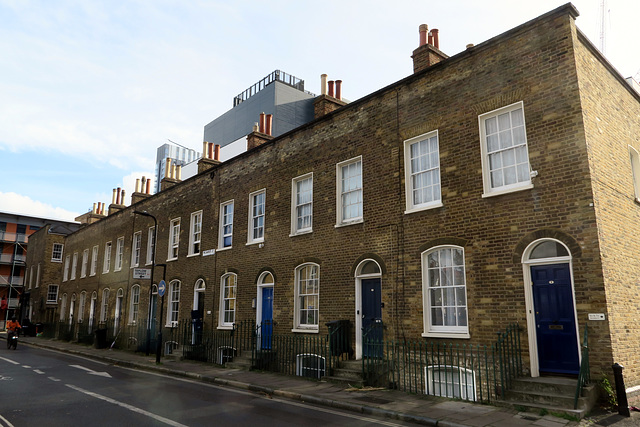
<box><xmin>203</xmin><ymin>70</ymin><xmax>316</xmax><ymax>148</ymax></box>
<box><xmin>154</xmin><ymin>143</ymin><xmax>200</xmax><ymax>194</ymax></box>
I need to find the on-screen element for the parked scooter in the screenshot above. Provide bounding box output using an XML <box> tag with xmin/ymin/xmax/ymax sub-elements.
<box><xmin>7</xmin><ymin>330</ymin><xmax>18</xmax><ymax>350</ymax></box>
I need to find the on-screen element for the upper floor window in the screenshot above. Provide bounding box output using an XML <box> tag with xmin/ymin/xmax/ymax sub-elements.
<box><xmin>63</xmin><ymin>255</ymin><xmax>70</xmax><ymax>282</ymax></box>
<box><xmin>51</xmin><ymin>243</ymin><xmax>64</xmax><ymax>262</ymax></box>
<box><xmin>336</xmin><ymin>156</ymin><xmax>363</xmax><ymax>226</ymax></box>
<box><xmin>219</xmin><ymin>201</ymin><xmax>234</xmax><ymax>249</ymax></box>
<box><xmin>404</xmin><ymin>131</ymin><xmax>442</xmax><ymax>213</ymax></box>
<box><xmin>421</xmin><ymin>246</ymin><xmax>469</xmax><ymax>338</ymax></box>
<box><xmin>167</xmin><ymin>280</ymin><xmax>180</xmax><ymax>326</ymax></box>
<box><xmin>47</xmin><ymin>285</ymin><xmax>59</xmax><ymax>303</ymax></box>
<box><xmin>293</xmin><ymin>263</ymin><xmax>320</xmax><ymax>332</ymax></box>
<box><xmin>146</xmin><ymin>227</ymin><xmax>155</xmax><ymax>265</ymax></box>
<box><xmin>131</xmin><ymin>232</ymin><xmax>142</xmax><ymax>267</ymax></box>
<box><xmin>291</xmin><ymin>173</ymin><xmax>313</xmax><ymax>235</ymax></box>
<box><xmin>115</xmin><ymin>237</ymin><xmax>124</xmax><ymax>271</ymax></box>
<box><xmin>103</xmin><ymin>242</ymin><xmax>112</xmax><ymax>273</ymax></box>
<box><xmin>81</xmin><ymin>249</ymin><xmax>89</xmax><ymax>278</ymax></box>
<box><xmin>479</xmin><ymin>102</ymin><xmax>532</xmax><ymax>197</ymax></box>
<box><xmin>168</xmin><ymin>218</ymin><xmax>180</xmax><ymax>260</ymax></box>
<box><xmin>219</xmin><ymin>273</ymin><xmax>237</xmax><ymax>328</ymax></box>
<box><xmin>189</xmin><ymin>211</ymin><xmax>202</xmax><ymax>256</ymax></box>
<box><xmin>70</xmin><ymin>252</ymin><xmax>78</xmax><ymax>280</ymax></box>
<box><xmin>90</xmin><ymin>245</ymin><xmax>98</xmax><ymax>276</ymax></box>
<box><xmin>248</xmin><ymin>190</ymin><xmax>265</xmax><ymax>244</ymax></box>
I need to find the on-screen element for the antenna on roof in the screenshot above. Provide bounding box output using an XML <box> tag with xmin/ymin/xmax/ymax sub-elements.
<box><xmin>167</xmin><ymin>139</ymin><xmax>191</xmax><ymax>150</ymax></box>
<box><xmin>598</xmin><ymin>0</ymin><xmax>609</xmax><ymax>54</ymax></box>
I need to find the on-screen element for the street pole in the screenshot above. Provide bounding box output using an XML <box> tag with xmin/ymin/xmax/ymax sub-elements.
<box><xmin>155</xmin><ymin>264</ymin><xmax>167</xmax><ymax>365</ymax></box>
<box><xmin>133</xmin><ymin>211</ymin><xmax>156</xmax><ymax>356</ymax></box>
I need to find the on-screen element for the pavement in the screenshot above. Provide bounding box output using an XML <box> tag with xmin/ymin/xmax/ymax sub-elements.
<box><xmin>5</xmin><ymin>333</ymin><xmax>640</xmax><ymax>427</ymax></box>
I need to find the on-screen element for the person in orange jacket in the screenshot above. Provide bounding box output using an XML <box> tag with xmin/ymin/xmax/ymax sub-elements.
<box><xmin>6</xmin><ymin>316</ymin><xmax>21</xmax><ymax>344</ymax></box>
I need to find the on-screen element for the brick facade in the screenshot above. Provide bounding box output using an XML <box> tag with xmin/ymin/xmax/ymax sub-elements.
<box><xmin>25</xmin><ymin>4</ymin><xmax>640</xmax><ymax>397</ymax></box>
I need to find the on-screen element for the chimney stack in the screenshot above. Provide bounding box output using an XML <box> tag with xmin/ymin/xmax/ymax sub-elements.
<box><xmin>412</xmin><ymin>24</ymin><xmax>448</xmax><ymax>74</ymax></box>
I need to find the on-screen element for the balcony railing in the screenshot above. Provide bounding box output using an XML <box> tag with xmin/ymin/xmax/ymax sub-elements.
<box><xmin>0</xmin><ymin>231</ymin><xmax>28</xmax><ymax>243</ymax></box>
<box><xmin>0</xmin><ymin>275</ymin><xmax>24</xmax><ymax>286</ymax></box>
<box><xmin>233</xmin><ymin>70</ymin><xmax>315</xmax><ymax>107</ymax></box>
<box><xmin>0</xmin><ymin>254</ymin><xmax>26</xmax><ymax>264</ymax></box>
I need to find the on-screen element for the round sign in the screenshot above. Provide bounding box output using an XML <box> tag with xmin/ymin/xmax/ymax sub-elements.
<box><xmin>158</xmin><ymin>280</ymin><xmax>166</xmax><ymax>297</ymax></box>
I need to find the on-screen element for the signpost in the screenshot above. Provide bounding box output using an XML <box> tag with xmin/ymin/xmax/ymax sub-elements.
<box><xmin>133</xmin><ymin>268</ymin><xmax>151</xmax><ymax>280</ymax></box>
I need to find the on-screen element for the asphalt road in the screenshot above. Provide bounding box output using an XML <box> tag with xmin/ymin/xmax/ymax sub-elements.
<box><xmin>0</xmin><ymin>344</ymin><xmax>413</xmax><ymax>427</ymax></box>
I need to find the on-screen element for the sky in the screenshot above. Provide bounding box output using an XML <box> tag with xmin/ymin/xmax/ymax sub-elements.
<box><xmin>1</xmin><ymin>0</ymin><xmax>638</xmax><ymax>222</ymax></box>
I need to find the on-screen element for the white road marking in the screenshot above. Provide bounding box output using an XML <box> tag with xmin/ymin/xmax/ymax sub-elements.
<box><xmin>48</xmin><ymin>377</ymin><xmax>61</xmax><ymax>382</ymax></box>
<box><xmin>0</xmin><ymin>357</ymin><xmax>20</xmax><ymax>365</ymax></box>
<box><xmin>0</xmin><ymin>413</ymin><xmax>15</xmax><ymax>427</ymax></box>
<box><xmin>65</xmin><ymin>384</ymin><xmax>188</xmax><ymax>427</ymax></box>
<box><xmin>69</xmin><ymin>364</ymin><xmax>112</xmax><ymax>378</ymax></box>
<box><xmin>33</xmin><ymin>370</ymin><xmax>45</xmax><ymax>374</ymax></box>
<box><xmin>21</xmin><ymin>365</ymin><xmax>32</xmax><ymax>368</ymax></box>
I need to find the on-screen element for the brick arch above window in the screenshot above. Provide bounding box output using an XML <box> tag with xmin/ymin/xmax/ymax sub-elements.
<box><xmin>512</xmin><ymin>229</ymin><xmax>581</xmax><ymax>263</ymax></box>
<box><xmin>418</xmin><ymin>237</ymin><xmax>468</xmax><ymax>255</ymax></box>
<box><xmin>294</xmin><ymin>256</ymin><xmax>322</xmax><ymax>267</ymax></box>
<box><xmin>350</xmin><ymin>253</ymin><xmax>387</xmax><ymax>277</ymax></box>
<box><xmin>254</xmin><ymin>267</ymin><xmax>277</xmax><ymax>284</ymax></box>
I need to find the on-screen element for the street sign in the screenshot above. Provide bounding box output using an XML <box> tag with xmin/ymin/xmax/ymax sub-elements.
<box><xmin>202</xmin><ymin>249</ymin><xmax>215</xmax><ymax>256</ymax></box>
<box><xmin>133</xmin><ymin>268</ymin><xmax>151</xmax><ymax>279</ymax></box>
<box><xmin>158</xmin><ymin>280</ymin><xmax>166</xmax><ymax>297</ymax></box>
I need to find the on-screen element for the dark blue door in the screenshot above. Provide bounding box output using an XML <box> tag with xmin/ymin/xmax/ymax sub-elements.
<box><xmin>362</xmin><ymin>278</ymin><xmax>382</xmax><ymax>358</ymax></box>
<box><xmin>531</xmin><ymin>264</ymin><xmax>579</xmax><ymax>374</ymax></box>
<box><xmin>260</xmin><ymin>287</ymin><xmax>273</xmax><ymax>350</ymax></box>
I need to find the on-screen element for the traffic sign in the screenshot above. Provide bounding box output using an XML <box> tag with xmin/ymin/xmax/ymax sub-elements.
<box><xmin>158</xmin><ymin>280</ymin><xmax>166</xmax><ymax>297</ymax></box>
<box><xmin>133</xmin><ymin>268</ymin><xmax>151</xmax><ymax>279</ymax></box>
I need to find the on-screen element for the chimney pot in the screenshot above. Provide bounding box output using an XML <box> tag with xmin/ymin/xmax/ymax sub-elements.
<box><xmin>176</xmin><ymin>165</ymin><xmax>182</xmax><ymax>180</ymax></box>
<box><xmin>335</xmin><ymin>80</ymin><xmax>342</xmax><ymax>100</ymax></box>
<box><xmin>259</xmin><ymin>112</ymin><xmax>266</xmax><ymax>133</ymax></box>
<box><xmin>202</xmin><ymin>141</ymin><xmax>208</xmax><ymax>159</ymax></box>
<box><xmin>165</xmin><ymin>158</ymin><xmax>172</xmax><ymax>178</ymax></box>
<box><xmin>419</xmin><ymin>24</ymin><xmax>429</xmax><ymax>46</ymax></box>
<box><xmin>431</xmin><ymin>28</ymin><xmax>439</xmax><ymax>49</ymax></box>
<box><xmin>116</xmin><ymin>187</ymin><xmax>122</xmax><ymax>205</ymax></box>
<box><xmin>146</xmin><ymin>178</ymin><xmax>151</xmax><ymax>194</ymax></box>
<box><xmin>111</xmin><ymin>189</ymin><xmax>117</xmax><ymax>204</ymax></box>
<box><xmin>328</xmin><ymin>80</ymin><xmax>335</xmax><ymax>97</ymax></box>
<box><xmin>265</xmin><ymin>114</ymin><xmax>273</xmax><ymax>136</ymax></box>
<box><xmin>121</xmin><ymin>190</ymin><xmax>126</xmax><ymax>205</ymax></box>
<box><xmin>92</xmin><ymin>203</ymin><xmax>97</xmax><ymax>214</ymax></box>
<box><xmin>320</xmin><ymin>74</ymin><xmax>328</xmax><ymax>95</ymax></box>
<box><xmin>135</xmin><ymin>179</ymin><xmax>140</xmax><ymax>193</ymax></box>
<box><xmin>214</xmin><ymin>144</ymin><xmax>221</xmax><ymax>161</ymax></box>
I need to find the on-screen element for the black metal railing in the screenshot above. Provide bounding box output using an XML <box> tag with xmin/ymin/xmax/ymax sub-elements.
<box><xmin>574</xmin><ymin>325</ymin><xmax>590</xmax><ymax>409</ymax></box>
<box><xmin>232</xmin><ymin>70</ymin><xmax>313</xmax><ymax>106</ymax></box>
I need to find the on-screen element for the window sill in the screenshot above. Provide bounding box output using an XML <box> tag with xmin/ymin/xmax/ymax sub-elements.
<box><xmin>246</xmin><ymin>240</ymin><xmax>264</xmax><ymax>246</ymax></box>
<box><xmin>167</xmin><ymin>258</ymin><xmax>178</xmax><ymax>262</ymax></box>
<box><xmin>335</xmin><ymin>219</ymin><xmax>363</xmax><ymax>228</ymax></box>
<box><xmin>187</xmin><ymin>253</ymin><xmax>200</xmax><ymax>258</ymax></box>
<box><xmin>51</xmin><ymin>259</ymin><xmax>63</xmax><ymax>263</ymax></box>
<box><xmin>217</xmin><ymin>246</ymin><xmax>232</xmax><ymax>252</ymax></box>
<box><xmin>404</xmin><ymin>202</ymin><xmax>443</xmax><ymax>215</ymax></box>
<box><xmin>291</xmin><ymin>328</ymin><xmax>319</xmax><ymax>334</ymax></box>
<box><xmin>217</xmin><ymin>325</ymin><xmax>234</xmax><ymax>330</ymax></box>
<box><xmin>289</xmin><ymin>229</ymin><xmax>312</xmax><ymax>237</ymax></box>
<box><xmin>422</xmin><ymin>331</ymin><xmax>470</xmax><ymax>339</ymax></box>
<box><xmin>482</xmin><ymin>182</ymin><xmax>533</xmax><ymax>198</ymax></box>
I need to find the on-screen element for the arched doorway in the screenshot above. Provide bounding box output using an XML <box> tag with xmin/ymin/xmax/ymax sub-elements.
<box><xmin>355</xmin><ymin>259</ymin><xmax>382</xmax><ymax>360</ymax></box>
<box><xmin>522</xmin><ymin>239</ymin><xmax>580</xmax><ymax>376</ymax></box>
<box><xmin>192</xmin><ymin>279</ymin><xmax>205</xmax><ymax>344</ymax></box>
<box><xmin>256</xmin><ymin>272</ymin><xmax>274</xmax><ymax>350</ymax></box>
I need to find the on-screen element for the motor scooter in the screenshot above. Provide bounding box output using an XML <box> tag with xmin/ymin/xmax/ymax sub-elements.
<box><xmin>7</xmin><ymin>330</ymin><xmax>18</xmax><ymax>350</ymax></box>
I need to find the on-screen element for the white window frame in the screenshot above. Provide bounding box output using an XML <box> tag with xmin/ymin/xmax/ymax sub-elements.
<box><xmin>629</xmin><ymin>146</ymin><xmax>640</xmax><ymax>202</ymax></box>
<box><xmin>166</xmin><ymin>280</ymin><xmax>180</xmax><ymax>327</ymax></box>
<box><xmin>131</xmin><ymin>231</ymin><xmax>142</xmax><ymax>267</ymax></box>
<box><xmin>218</xmin><ymin>200</ymin><xmax>234</xmax><ymax>250</ymax></box>
<box><xmin>247</xmin><ymin>189</ymin><xmax>266</xmax><ymax>245</ymax></box>
<box><xmin>115</xmin><ymin>237</ymin><xmax>124</xmax><ymax>271</ymax></box>
<box><xmin>404</xmin><ymin>130</ymin><xmax>443</xmax><ymax>213</ymax></box>
<box><xmin>63</xmin><ymin>255</ymin><xmax>70</xmax><ymax>282</ymax></box>
<box><xmin>36</xmin><ymin>264</ymin><xmax>40</xmax><ymax>288</ymax></box>
<box><xmin>29</xmin><ymin>266</ymin><xmax>34</xmax><ymax>288</ymax></box>
<box><xmin>146</xmin><ymin>226</ymin><xmax>155</xmax><ymax>265</ymax></box>
<box><xmin>129</xmin><ymin>285</ymin><xmax>140</xmax><ymax>324</ymax></box>
<box><xmin>336</xmin><ymin>156</ymin><xmax>363</xmax><ymax>226</ymax></box>
<box><xmin>168</xmin><ymin>218</ymin><xmax>180</xmax><ymax>260</ymax></box>
<box><xmin>425</xmin><ymin>365</ymin><xmax>476</xmax><ymax>400</ymax></box>
<box><xmin>291</xmin><ymin>173</ymin><xmax>313</xmax><ymax>236</ymax></box>
<box><xmin>421</xmin><ymin>245</ymin><xmax>469</xmax><ymax>339</ymax></box>
<box><xmin>101</xmin><ymin>288</ymin><xmax>110</xmax><ymax>322</ymax></box>
<box><xmin>188</xmin><ymin>211</ymin><xmax>202</xmax><ymax>256</ymax></box>
<box><xmin>70</xmin><ymin>252</ymin><xmax>78</xmax><ymax>280</ymax></box>
<box><xmin>218</xmin><ymin>273</ymin><xmax>237</xmax><ymax>329</ymax></box>
<box><xmin>80</xmin><ymin>249</ymin><xmax>89</xmax><ymax>278</ymax></box>
<box><xmin>78</xmin><ymin>291</ymin><xmax>86</xmax><ymax>323</ymax></box>
<box><xmin>90</xmin><ymin>245</ymin><xmax>98</xmax><ymax>276</ymax></box>
<box><xmin>60</xmin><ymin>293</ymin><xmax>67</xmax><ymax>321</ymax></box>
<box><xmin>479</xmin><ymin>101</ymin><xmax>533</xmax><ymax>197</ymax></box>
<box><xmin>51</xmin><ymin>243</ymin><xmax>64</xmax><ymax>262</ymax></box>
<box><xmin>103</xmin><ymin>241</ymin><xmax>112</xmax><ymax>273</ymax></box>
<box><xmin>47</xmin><ymin>284</ymin><xmax>59</xmax><ymax>303</ymax></box>
<box><xmin>293</xmin><ymin>263</ymin><xmax>320</xmax><ymax>333</ymax></box>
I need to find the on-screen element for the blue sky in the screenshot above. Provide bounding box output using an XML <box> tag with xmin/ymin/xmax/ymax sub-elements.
<box><xmin>1</xmin><ymin>0</ymin><xmax>638</xmax><ymax>222</ymax></box>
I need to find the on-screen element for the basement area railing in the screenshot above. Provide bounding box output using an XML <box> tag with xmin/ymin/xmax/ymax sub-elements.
<box><xmin>574</xmin><ymin>325</ymin><xmax>590</xmax><ymax>409</ymax></box>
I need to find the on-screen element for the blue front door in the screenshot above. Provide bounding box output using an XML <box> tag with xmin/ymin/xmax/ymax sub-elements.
<box><xmin>260</xmin><ymin>287</ymin><xmax>273</xmax><ymax>350</ymax></box>
<box><xmin>362</xmin><ymin>278</ymin><xmax>382</xmax><ymax>358</ymax></box>
<box><xmin>531</xmin><ymin>264</ymin><xmax>579</xmax><ymax>374</ymax></box>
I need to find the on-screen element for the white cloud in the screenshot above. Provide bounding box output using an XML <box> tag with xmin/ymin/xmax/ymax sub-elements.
<box><xmin>0</xmin><ymin>192</ymin><xmax>80</xmax><ymax>222</ymax></box>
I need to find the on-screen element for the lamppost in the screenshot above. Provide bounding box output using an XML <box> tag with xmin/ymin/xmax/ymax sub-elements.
<box><xmin>155</xmin><ymin>263</ymin><xmax>167</xmax><ymax>364</ymax></box>
<box><xmin>133</xmin><ymin>210</ymin><xmax>156</xmax><ymax>356</ymax></box>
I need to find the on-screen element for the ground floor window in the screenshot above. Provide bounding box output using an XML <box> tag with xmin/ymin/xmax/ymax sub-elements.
<box><xmin>425</xmin><ymin>365</ymin><xmax>476</xmax><ymax>400</ymax></box>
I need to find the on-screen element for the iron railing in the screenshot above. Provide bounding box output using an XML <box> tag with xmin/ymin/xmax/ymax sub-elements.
<box><xmin>574</xmin><ymin>325</ymin><xmax>590</xmax><ymax>409</ymax></box>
